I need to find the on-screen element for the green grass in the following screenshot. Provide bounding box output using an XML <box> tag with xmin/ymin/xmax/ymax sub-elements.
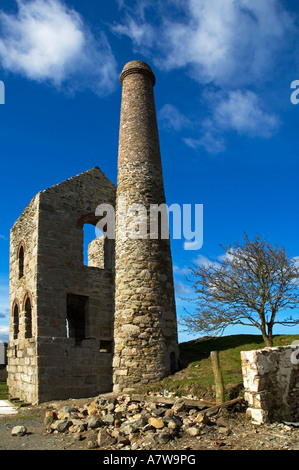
<box><xmin>136</xmin><ymin>334</ymin><xmax>299</xmax><ymax>400</ymax></box>
<box><xmin>0</xmin><ymin>381</ymin><xmax>8</xmax><ymax>400</ymax></box>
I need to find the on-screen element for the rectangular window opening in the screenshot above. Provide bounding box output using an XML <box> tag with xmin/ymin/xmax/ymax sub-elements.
<box><xmin>66</xmin><ymin>294</ymin><xmax>88</xmax><ymax>344</ymax></box>
<box><xmin>99</xmin><ymin>340</ymin><xmax>113</xmax><ymax>353</ymax></box>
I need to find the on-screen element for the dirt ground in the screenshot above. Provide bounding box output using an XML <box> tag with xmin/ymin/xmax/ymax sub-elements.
<box><xmin>1</xmin><ymin>396</ymin><xmax>299</xmax><ymax>452</ymax></box>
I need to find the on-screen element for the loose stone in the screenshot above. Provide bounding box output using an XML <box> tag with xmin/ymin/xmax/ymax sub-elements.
<box><xmin>11</xmin><ymin>426</ymin><xmax>27</xmax><ymax>437</ymax></box>
<box><xmin>148</xmin><ymin>417</ymin><xmax>164</xmax><ymax>429</ymax></box>
<box><xmin>98</xmin><ymin>429</ymin><xmax>117</xmax><ymax>448</ymax></box>
<box><xmin>185</xmin><ymin>426</ymin><xmax>200</xmax><ymax>437</ymax></box>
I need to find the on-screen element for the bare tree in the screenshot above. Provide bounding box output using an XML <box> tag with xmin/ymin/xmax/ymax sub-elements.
<box><xmin>182</xmin><ymin>234</ymin><xmax>299</xmax><ymax>346</ymax></box>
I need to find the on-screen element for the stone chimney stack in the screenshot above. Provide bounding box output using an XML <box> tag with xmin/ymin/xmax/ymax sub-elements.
<box><xmin>113</xmin><ymin>60</ymin><xmax>179</xmax><ymax>393</ymax></box>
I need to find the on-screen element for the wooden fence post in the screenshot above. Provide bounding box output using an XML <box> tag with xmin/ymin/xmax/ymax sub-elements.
<box><xmin>210</xmin><ymin>350</ymin><xmax>225</xmax><ymax>404</ymax></box>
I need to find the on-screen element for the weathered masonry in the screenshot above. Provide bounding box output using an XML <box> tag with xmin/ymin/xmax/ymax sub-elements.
<box><xmin>7</xmin><ymin>61</ymin><xmax>179</xmax><ymax>404</ymax></box>
<box><xmin>7</xmin><ymin>168</ymin><xmax>116</xmax><ymax>403</ymax></box>
<box><xmin>241</xmin><ymin>345</ymin><xmax>299</xmax><ymax>424</ymax></box>
<box><xmin>113</xmin><ymin>61</ymin><xmax>179</xmax><ymax>393</ymax></box>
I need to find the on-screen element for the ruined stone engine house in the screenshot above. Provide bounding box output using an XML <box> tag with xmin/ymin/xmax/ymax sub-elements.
<box><xmin>7</xmin><ymin>61</ymin><xmax>179</xmax><ymax>404</ymax></box>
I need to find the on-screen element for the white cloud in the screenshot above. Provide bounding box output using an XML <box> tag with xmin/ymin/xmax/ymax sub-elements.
<box><xmin>183</xmin><ymin>90</ymin><xmax>279</xmax><ymax>154</ymax></box>
<box><xmin>214</xmin><ymin>90</ymin><xmax>280</xmax><ymax>138</ymax></box>
<box><xmin>115</xmin><ymin>0</ymin><xmax>294</xmax><ymax>87</ymax></box>
<box><xmin>173</xmin><ymin>264</ymin><xmax>190</xmax><ymax>276</ymax></box>
<box><xmin>193</xmin><ymin>254</ymin><xmax>220</xmax><ymax>269</ymax></box>
<box><xmin>158</xmin><ymin>104</ymin><xmax>192</xmax><ymax>131</ymax></box>
<box><xmin>115</xmin><ymin>1</ymin><xmax>286</xmax><ymax>153</ymax></box>
<box><xmin>0</xmin><ymin>325</ymin><xmax>9</xmax><ymax>342</ymax></box>
<box><xmin>158</xmin><ymin>104</ymin><xmax>226</xmax><ymax>153</ymax></box>
<box><xmin>0</xmin><ymin>0</ymin><xmax>118</xmax><ymax>95</ymax></box>
<box><xmin>112</xmin><ymin>0</ymin><xmax>156</xmax><ymax>47</ymax></box>
<box><xmin>0</xmin><ymin>308</ymin><xmax>8</xmax><ymax>319</ymax></box>
<box><xmin>217</xmin><ymin>249</ymin><xmax>238</xmax><ymax>263</ymax></box>
<box><xmin>174</xmin><ymin>280</ymin><xmax>192</xmax><ymax>295</ymax></box>
<box><xmin>0</xmin><ymin>279</ymin><xmax>9</xmax><ymax>309</ymax></box>
<box><xmin>112</xmin><ymin>15</ymin><xmax>155</xmax><ymax>50</ymax></box>
<box><xmin>293</xmin><ymin>256</ymin><xmax>299</xmax><ymax>267</ymax></box>
<box><xmin>184</xmin><ymin>133</ymin><xmax>226</xmax><ymax>155</ymax></box>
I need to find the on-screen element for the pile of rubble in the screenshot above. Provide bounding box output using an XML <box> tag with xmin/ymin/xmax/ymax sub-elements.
<box><xmin>43</xmin><ymin>393</ymin><xmax>230</xmax><ymax>450</ymax></box>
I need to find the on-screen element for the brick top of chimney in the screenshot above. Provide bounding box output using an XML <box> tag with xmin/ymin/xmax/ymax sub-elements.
<box><xmin>120</xmin><ymin>60</ymin><xmax>156</xmax><ymax>86</ymax></box>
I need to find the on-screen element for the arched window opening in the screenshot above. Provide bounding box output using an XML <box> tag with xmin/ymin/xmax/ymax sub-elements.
<box><xmin>24</xmin><ymin>297</ymin><xmax>32</xmax><ymax>339</ymax></box>
<box><xmin>83</xmin><ymin>223</ymin><xmax>105</xmax><ymax>268</ymax></box>
<box><xmin>78</xmin><ymin>213</ymin><xmax>112</xmax><ymax>269</ymax></box>
<box><xmin>18</xmin><ymin>244</ymin><xmax>24</xmax><ymax>279</ymax></box>
<box><xmin>83</xmin><ymin>223</ymin><xmax>100</xmax><ymax>266</ymax></box>
<box><xmin>13</xmin><ymin>303</ymin><xmax>19</xmax><ymax>340</ymax></box>
<box><xmin>99</xmin><ymin>339</ymin><xmax>113</xmax><ymax>353</ymax></box>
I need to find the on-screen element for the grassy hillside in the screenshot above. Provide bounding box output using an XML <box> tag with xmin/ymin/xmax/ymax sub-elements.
<box><xmin>137</xmin><ymin>334</ymin><xmax>299</xmax><ymax>400</ymax></box>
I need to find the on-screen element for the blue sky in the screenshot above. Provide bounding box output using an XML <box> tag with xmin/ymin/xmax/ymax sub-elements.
<box><xmin>0</xmin><ymin>0</ymin><xmax>299</xmax><ymax>343</ymax></box>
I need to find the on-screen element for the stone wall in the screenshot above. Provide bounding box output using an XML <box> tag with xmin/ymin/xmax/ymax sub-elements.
<box><xmin>8</xmin><ymin>60</ymin><xmax>179</xmax><ymax>403</ymax></box>
<box><xmin>8</xmin><ymin>167</ymin><xmax>116</xmax><ymax>404</ymax></box>
<box><xmin>113</xmin><ymin>61</ymin><xmax>179</xmax><ymax>393</ymax></box>
<box><xmin>37</xmin><ymin>337</ymin><xmax>112</xmax><ymax>401</ymax></box>
<box><xmin>88</xmin><ymin>237</ymin><xmax>105</xmax><ymax>269</ymax></box>
<box><xmin>241</xmin><ymin>345</ymin><xmax>299</xmax><ymax>424</ymax></box>
<box><xmin>7</xmin><ymin>193</ymin><xmax>40</xmax><ymax>403</ymax></box>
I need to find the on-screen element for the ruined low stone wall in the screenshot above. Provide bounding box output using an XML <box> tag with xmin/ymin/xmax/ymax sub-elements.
<box><xmin>241</xmin><ymin>345</ymin><xmax>299</xmax><ymax>424</ymax></box>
